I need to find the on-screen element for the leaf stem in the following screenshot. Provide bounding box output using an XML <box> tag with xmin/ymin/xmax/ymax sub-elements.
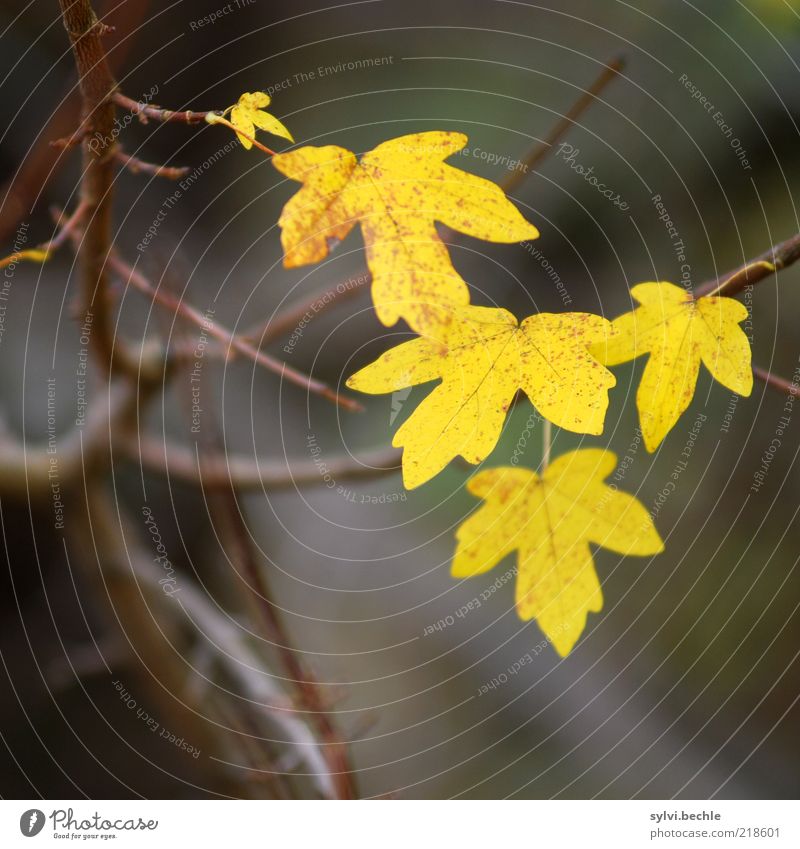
<box><xmin>541</xmin><ymin>418</ymin><xmax>552</xmax><ymax>470</ymax></box>
<box><xmin>206</xmin><ymin>114</ymin><xmax>277</xmax><ymax>156</ymax></box>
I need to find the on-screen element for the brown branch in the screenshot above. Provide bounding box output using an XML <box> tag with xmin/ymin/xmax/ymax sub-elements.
<box><xmin>108</xmin><ymin>252</ymin><xmax>363</xmax><ymax>412</ymax></box>
<box><xmin>207</xmin><ymin>487</ymin><xmax>358</xmax><ymax>799</ymax></box>
<box><xmin>0</xmin><ymin>0</ymin><xmax>151</xmax><ymax>242</ymax></box>
<box><xmin>501</xmin><ymin>54</ymin><xmax>627</xmax><ymax>196</ymax></box>
<box><xmin>125</xmin><ymin>537</ymin><xmax>336</xmax><ymax>798</ymax></box>
<box><xmin>58</xmin><ymin>0</ymin><xmax>119</xmax><ymax>371</ymax></box>
<box><xmin>246</xmin><ymin>273</ymin><xmax>370</xmax><ymax>345</ymax></box>
<box><xmin>112</xmin><ymin>91</ymin><xmax>215</xmax><ymax>125</ymax></box>
<box><xmin>167</xmin><ymin>272</ymin><xmax>352</xmax><ymax>799</ymax></box>
<box><xmin>50</xmin><ymin>123</ymin><xmax>91</xmax><ymax>151</ymax></box>
<box><xmin>695</xmin><ymin>231</ymin><xmax>800</xmax><ymax>299</ymax></box>
<box><xmin>753</xmin><ymin>364</ymin><xmax>800</xmax><ymax>396</ymax></box>
<box><xmin>114</xmin><ymin>149</ymin><xmax>190</xmax><ymax>180</ymax></box>
<box><xmin>67</xmin><ymin>490</ymin><xmax>250</xmax><ymax>797</ymax></box>
<box><xmin>126</xmin><ymin>437</ymin><xmax>401</xmax><ymax>490</ymax></box>
<box><xmin>110</xmin><ymin>96</ymin><xmax>279</xmax><ymax>159</ymax></box>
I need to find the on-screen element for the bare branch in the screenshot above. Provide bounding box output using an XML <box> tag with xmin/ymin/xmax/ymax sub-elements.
<box><xmin>246</xmin><ymin>274</ymin><xmax>370</xmax><ymax>345</ymax></box>
<box><xmin>754</xmin><ymin>364</ymin><xmax>800</xmax><ymax>397</ymax></box>
<box><xmin>501</xmin><ymin>55</ymin><xmax>627</xmax><ymax>196</ymax></box>
<box><xmin>123</xmin><ymin>534</ymin><xmax>337</xmax><ymax>798</ymax></box>
<box><xmin>125</xmin><ymin>437</ymin><xmax>401</xmax><ymax>490</ymax></box>
<box><xmin>0</xmin><ymin>376</ymin><xmax>143</xmax><ymax>499</ymax></box>
<box><xmin>695</xmin><ymin>231</ymin><xmax>800</xmax><ymax>299</ymax></box>
<box><xmin>108</xmin><ymin>252</ymin><xmax>364</xmax><ymax>412</ymax></box>
<box><xmin>112</xmin><ymin>91</ymin><xmax>215</xmax><ymax>125</ymax></box>
<box><xmin>58</xmin><ymin>0</ymin><xmax>119</xmax><ymax>371</ymax></box>
<box><xmin>0</xmin><ymin>200</ymin><xmax>88</xmax><ymax>269</ymax></box>
<box><xmin>115</xmin><ymin>149</ymin><xmax>190</xmax><ymax>180</ymax></box>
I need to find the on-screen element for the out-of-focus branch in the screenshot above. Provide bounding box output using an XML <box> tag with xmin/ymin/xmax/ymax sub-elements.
<box><xmin>123</xmin><ymin>524</ymin><xmax>337</xmax><ymax>798</ymax></box>
<box><xmin>0</xmin><ymin>0</ymin><xmax>151</xmax><ymax>242</ymax></box>
<box><xmin>753</xmin><ymin>364</ymin><xmax>800</xmax><ymax>396</ymax></box>
<box><xmin>109</xmin><ymin>252</ymin><xmax>363</xmax><ymax>412</ymax></box>
<box><xmin>245</xmin><ymin>274</ymin><xmax>370</xmax><ymax>345</ymax></box>
<box><xmin>500</xmin><ymin>54</ymin><xmax>626</xmax><ymax>196</ymax></box>
<box><xmin>125</xmin><ymin>437</ymin><xmax>401</xmax><ymax>490</ymax></box>
<box><xmin>0</xmin><ymin>200</ymin><xmax>88</xmax><ymax>269</ymax></box>
<box><xmin>114</xmin><ymin>149</ymin><xmax>190</xmax><ymax>180</ymax></box>
<box><xmin>206</xmin><ymin>490</ymin><xmax>358</xmax><ymax>799</ymax></box>
<box><xmin>0</xmin><ymin>377</ymin><xmax>141</xmax><ymax>500</ymax></box>
<box><xmin>66</xmin><ymin>489</ymin><xmax>250</xmax><ymax>798</ymax></box>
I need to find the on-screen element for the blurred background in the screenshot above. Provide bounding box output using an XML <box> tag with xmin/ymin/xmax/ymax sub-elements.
<box><xmin>0</xmin><ymin>0</ymin><xmax>799</xmax><ymax>799</ymax></box>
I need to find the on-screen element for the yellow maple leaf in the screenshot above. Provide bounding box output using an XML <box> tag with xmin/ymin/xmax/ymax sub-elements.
<box><xmin>453</xmin><ymin>449</ymin><xmax>664</xmax><ymax>656</ymax></box>
<box><xmin>228</xmin><ymin>91</ymin><xmax>294</xmax><ymax>149</ymax></box>
<box><xmin>272</xmin><ymin>132</ymin><xmax>539</xmax><ymax>334</ymax></box>
<box><xmin>591</xmin><ymin>281</ymin><xmax>752</xmax><ymax>452</ymax></box>
<box><xmin>347</xmin><ymin>305</ymin><xmax>615</xmax><ymax>489</ymax></box>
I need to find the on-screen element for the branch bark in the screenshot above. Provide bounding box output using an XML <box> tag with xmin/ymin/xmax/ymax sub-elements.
<box><xmin>695</xmin><ymin>231</ymin><xmax>800</xmax><ymax>299</ymax></box>
<box><xmin>112</xmin><ymin>91</ymin><xmax>215</xmax><ymax>125</ymax></box>
<box><xmin>58</xmin><ymin>0</ymin><xmax>120</xmax><ymax>371</ymax></box>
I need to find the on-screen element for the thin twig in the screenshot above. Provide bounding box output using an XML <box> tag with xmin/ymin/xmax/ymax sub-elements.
<box><xmin>501</xmin><ymin>54</ymin><xmax>627</xmax><ymax>196</ymax></box>
<box><xmin>0</xmin><ymin>200</ymin><xmax>88</xmax><ymax>269</ymax></box>
<box><xmin>753</xmin><ymin>364</ymin><xmax>800</xmax><ymax>396</ymax></box>
<box><xmin>50</xmin><ymin>123</ymin><xmax>91</xmax><ymax>150</ymax></box>
<box><xmin>108</xmin><ymin>252</ymin><xmax>363</xmax><ymax>412</ymax></box>
<box><xmin>218</xmin><ymin>520</ymin><xmax>359</xmax><ymax>799</ymax></box>
<box><xmin>114</xmin><ymin>149</ymin><xmax>190</xmax><ymax>180</ymax></box>
<box><xmin>112</xmin><ymin>91</ymin><xmax>214</xmax><ymax>124</ymax></box>
<box><xmin>246</xmin><ymin>274</ymin><xmax>370</xmax><ymax>344</ymax></box>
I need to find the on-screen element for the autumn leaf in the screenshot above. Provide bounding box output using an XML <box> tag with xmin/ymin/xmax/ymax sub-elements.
<box><xmin>272</xmin><ymin>132</ymin><xmax>539</xmax><ymax>334</ymax></box>
<box><xmin>591</xmin><ymin>281</ymin><xmax>752</xmax><ymax>451</ymax></box>
<box><xmin>452</xmin><ymin>449</ymin><xmax>664</xmax><ymax>656</ymax></box>
<box><xmin>346</xmin><ymin>305</ymin><xmax>615</xmax><ymax>489</ymax></box>
<box><xmin>227</xmin><ymin>91</ymin><xmax>294</xmax><ymax>149</ymax></box>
